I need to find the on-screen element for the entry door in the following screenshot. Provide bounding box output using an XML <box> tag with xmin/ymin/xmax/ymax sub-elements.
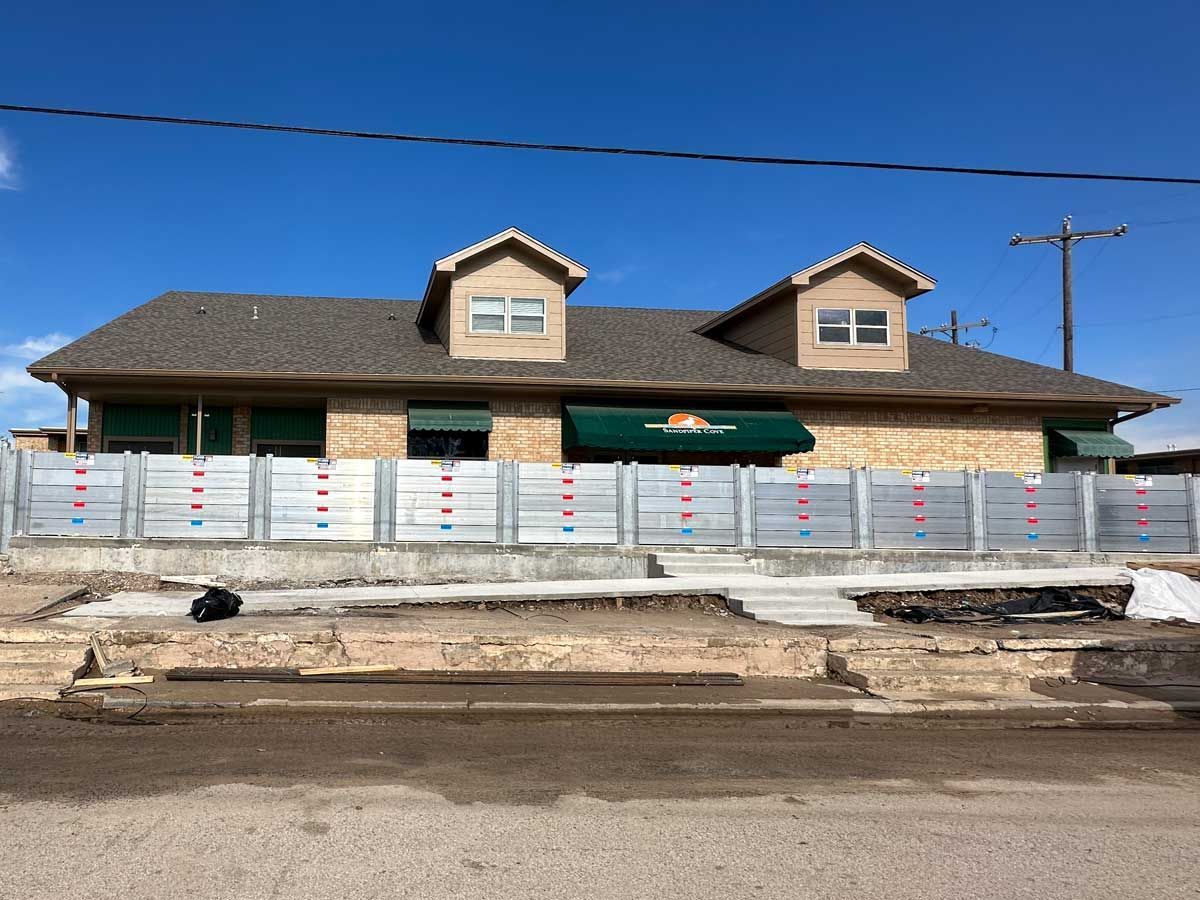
<box><xmin>1051</xmin><ymin>455</ymin><xmax>1102</xmax><ymax>474</ymax></box>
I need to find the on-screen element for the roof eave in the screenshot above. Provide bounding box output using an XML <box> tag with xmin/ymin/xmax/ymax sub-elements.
<box><xmin>27</xmin><ymin>365</ymin><xmax>1177</xmax><ymax>408</ymax></box>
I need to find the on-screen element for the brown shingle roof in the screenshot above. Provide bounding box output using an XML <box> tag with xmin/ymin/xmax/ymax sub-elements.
<box><xmin>28</xmin><ymin>291</ymin><xmax>1172</xmax><ymax>404</ymax></box>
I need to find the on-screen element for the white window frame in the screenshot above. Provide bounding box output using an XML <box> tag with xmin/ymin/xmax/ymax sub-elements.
<box><xmin>814</xmin><ymin>307</ymin><xmax>891</xmax><ymax>347</ymax></box>
<box><xmin>468</xmin><ymin>295</ymin><xmax>547</xmax><ymax>336</ymax></box>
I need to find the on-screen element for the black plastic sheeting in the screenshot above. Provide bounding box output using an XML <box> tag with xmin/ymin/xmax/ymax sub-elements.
<box><xmin>886</xmin><ymin>588</ymin><xmax>1124</xmax><ymax>625</ymax></box>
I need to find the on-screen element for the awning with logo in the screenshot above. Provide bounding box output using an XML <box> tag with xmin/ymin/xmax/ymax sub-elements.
<box><xmin>562</xmin><ymin>404</ymin><xmax>816</xmax><ymax>453</ymax></box>
<box><xmin>408</xmin><ymin>401</ymin><xmax>493</xmax><ymax>432</ymax></box>
<box><xmin>1048</xmin><ymin>428</ymin><xmax>1135</xmax><ymax>459</ymax></box>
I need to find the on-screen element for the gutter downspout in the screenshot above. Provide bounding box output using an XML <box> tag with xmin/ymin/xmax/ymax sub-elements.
<box><xmin>1111</xmin><ymin>402</ymin><xmax>1167</xmax><ymax>428</ymax></box>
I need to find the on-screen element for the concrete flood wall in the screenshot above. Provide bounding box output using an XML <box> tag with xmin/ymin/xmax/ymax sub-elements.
<box><xmin>2</xmin><ymin>446</ymin><xmax>1199</xmax><ymax>563</ymax></box>
<box><xmin>7</xmin><ymin>535</ymin><xmax>1200</xmax><ymax>583</ymax></box>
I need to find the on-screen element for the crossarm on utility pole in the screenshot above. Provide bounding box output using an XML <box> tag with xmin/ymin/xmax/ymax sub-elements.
<box><xmin>1009</xmin><ymin>216</ymin><xmax>1128</xmax><ymax>372</ymax></box>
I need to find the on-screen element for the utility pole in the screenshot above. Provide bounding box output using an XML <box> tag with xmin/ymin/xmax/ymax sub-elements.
<box><xmin>920</xmin><ymin>309</ymin><xmax>990</xmax><ymax>345</ymax></box>
<box><xmin>1010</xmin><ymin>216</ymin><xmax>1127</xmax><ymax>372</ymax></box>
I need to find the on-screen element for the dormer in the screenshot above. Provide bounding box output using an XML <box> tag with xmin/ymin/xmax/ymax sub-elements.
<box><xmin>416</xmin><ymin>227</ymin><xmax>588</xmax><ymax>361</ymax></box>
<box><xmin>695</xmin><ymin>242</ymin><xmax>935</xmax><ymax>372</ymax></box>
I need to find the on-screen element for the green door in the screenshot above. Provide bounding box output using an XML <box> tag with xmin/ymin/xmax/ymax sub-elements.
<box><xmin>186</xmin><ymin>406</ymin><xmax>234</xmax><ymax>455</ymax></box>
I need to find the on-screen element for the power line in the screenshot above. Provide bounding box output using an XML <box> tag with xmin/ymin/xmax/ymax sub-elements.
<box><xmin>959</xmin><ymin>246</ymin><xmax>1009</xmax><ymax>318</ymax></box>
<box><xmin>3</xmin><ymin>102</ymin><xmax>1200</xmax><ymax>184</ymax></box>
<box><xmin>988</xmin><ymin>245</ymin><xmax>1052</xmax><ymax>319</ymax></box>
<box><xmin>1074</xmin><ymin>310</ymin><xmax>1200</xmax><ymax>328</ymax></box>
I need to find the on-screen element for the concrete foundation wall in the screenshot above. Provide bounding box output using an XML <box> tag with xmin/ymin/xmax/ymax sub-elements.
<box><xmin>9</xmin><ymin>535</ymin><xmax>1198</xmax><ymax>583</ymax></box>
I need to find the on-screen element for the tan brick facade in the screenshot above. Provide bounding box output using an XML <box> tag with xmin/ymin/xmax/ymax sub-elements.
<box><xmin>326</xmin><ymin>397</ymin><xmax>407</xmax><ymax>458</ymax></box>
<box><xmin>488</xmin><ymin>399</ymin><xmax>562</xmax><ymax>463</ymax></box>
<box><xmin>232</xmin><ymin>405</ymin><xmax>251</xmax><ymax>455</ymax></box>
<box><xmin>784</xmin><ymin>406</ymin><xmax>1045</xmax><ymax>470</ymax></box>
<box><xmin>86</xmin><ymin>402</ymin><xmax>104</xmax><ymax>453</ymax></box>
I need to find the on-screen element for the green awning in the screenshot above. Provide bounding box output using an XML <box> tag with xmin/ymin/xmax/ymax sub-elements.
<box><xmin>563</xmin><ymin>404</ymin><xmax>815</xmax><ymax>453</ymax></box>
<box><xmin>408</xmin><ymin>401</ymin><xmax>493</xmax><ymax>432</ymax></box>
<box><xmin>1048</xmin><ymin>428</ymin><xmax>1136</xmax><ymax>459</ymax></box>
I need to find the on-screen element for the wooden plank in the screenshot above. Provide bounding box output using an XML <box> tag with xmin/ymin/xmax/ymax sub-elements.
<box><xmin>298</xmin><ymin>664</ymin><xmax>398</xmax><ymax>676</ymax></box>
<box><xmin>165</xmin><ymin>668</ymin><xmax>743</xmax><ymax>687</ymax></box>
<box><xmin>72</xmin><ymin>675</ymin><xmax>155</xmax><ymax>688</ymax></box>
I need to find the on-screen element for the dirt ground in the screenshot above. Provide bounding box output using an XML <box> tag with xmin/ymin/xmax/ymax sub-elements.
<box><xmin>1</xmin><ymin>711</ymin><xmax>1198</xmax><ymax>805</ymax></box>
<box><xmin>855</xmin><ymin>583</ymin><xmax>1134</xmax><ymax>615</ymax></box>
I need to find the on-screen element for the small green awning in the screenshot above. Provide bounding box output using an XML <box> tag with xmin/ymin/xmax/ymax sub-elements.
<box><xmin>408</xmin><ymin>401</ymin><xmax>493</xmax><ymax>432</ymax></box>
<box><xmin>563</xmin><ymin>404</ymin><xmax>815</xmax><ymax>453</ymax></box>
<box><xmin>1048</xmin><ymin>428</ymin><xmax>1136</xmax><ymax>459</ymax></box>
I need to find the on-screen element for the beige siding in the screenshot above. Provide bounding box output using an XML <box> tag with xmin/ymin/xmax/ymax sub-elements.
<box><xmin>797</xmin><ymin>262</ymin><xmax>909</xmax><ymax>371</ymax></box>
<box><xmin>449</xmin><ymin>245</ymin><xmax>566</xmax><ymax>361</ymax></box>
<box><xmin>432</xmin><ymin>285</ymin><xmax>452</xmax><ymax>348</ymax></box>
<box><xmin>715</xmin><ymin>291</ymin><xmax>797</xmax><ymax>364</ymax></box>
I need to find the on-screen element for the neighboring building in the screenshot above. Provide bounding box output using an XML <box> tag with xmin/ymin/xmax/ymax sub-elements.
<box><xmin>25</xmin><ymin>228</ymin><xmax>1174</xmax><ymax>470</ymax></box>
<box><xmin>1117</xmin><ymin>448</ymin><xmax>1200</xmax><ymax>475</ymax></box>
<box><xmin>9</xmin><ymin>426</ymin><xmax>88</xmax><ymax>453</ymax></box>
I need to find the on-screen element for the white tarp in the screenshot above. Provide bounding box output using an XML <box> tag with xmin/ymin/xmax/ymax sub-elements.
<box><xmin>1122</xmin><ymin>567</ymin><xmax>1200</xmax><ymax>624</ymax></box>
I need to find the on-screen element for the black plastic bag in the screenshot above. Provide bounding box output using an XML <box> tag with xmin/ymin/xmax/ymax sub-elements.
<box><xmin>886</xmin><ymin>588</ymin><xmax>1122</xmax><ymax>625</ymax></box>
<box><xmin>188</xmin><ymin>587</ymin><xmax>243</xmax><ymax>623</ymax></box>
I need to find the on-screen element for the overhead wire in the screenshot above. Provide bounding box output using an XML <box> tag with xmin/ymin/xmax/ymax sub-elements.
<box><xmin>2</xmin><ymin>102</ymin><xmax>1200</xmax><ymax>183</ymax></box>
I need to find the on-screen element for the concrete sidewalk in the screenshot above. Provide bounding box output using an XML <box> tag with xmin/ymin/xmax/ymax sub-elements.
<box><xmin>60</xmin><ymin>566</ymin><xmax>1131</xmax><ymax>618</ymax></box>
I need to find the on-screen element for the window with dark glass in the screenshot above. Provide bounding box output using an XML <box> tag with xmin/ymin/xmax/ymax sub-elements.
<box><xmin>408</xmin><ymin>431</ymin><xmax>489</xmax><ymax>460</ymax></box>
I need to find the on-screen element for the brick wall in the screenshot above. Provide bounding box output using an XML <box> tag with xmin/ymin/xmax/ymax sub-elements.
<box><xmin>86</xmin><ymin>402</ymin><xmax>104</xmax><ymax>453</ymax></box>
<box><xmin>232</xmin><ymin>405</ymin><xmax>251</xmax><ymax>455</ymax></box>
<box><xmin>784</xmin><ymin>406</ymin><xmax>1045</xmax><ymax>470</ymax></box>
<box><xmin>488</xmin><ymin>399</ymin><xmax>562</xmax><ymax>463</ymax></box>
<box><xmin>326</xmin><ymin>398</ymin><xmax>407</xmax><ymax>458</ymax></box>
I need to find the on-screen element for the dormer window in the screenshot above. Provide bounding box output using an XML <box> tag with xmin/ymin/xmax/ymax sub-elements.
<box><xmin>816</xmin><ymin>308</ymin><xmax>890</xmax><ymax>346</ymax></box>
<box><xmin>469</xmin><ymin>296</ymin><xmax>547</xmax><ymax>335</ymax></box>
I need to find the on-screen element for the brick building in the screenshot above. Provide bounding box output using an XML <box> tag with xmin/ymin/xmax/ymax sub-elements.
<box><xmin>25</xmin><ymin>228</ymin><xmax>1171</xmax><ymax>471</ymax></box>
<box><xmin>9</xmin><ymin>426</ymin><xmax>88</xmax><ymax>453</ymax></box>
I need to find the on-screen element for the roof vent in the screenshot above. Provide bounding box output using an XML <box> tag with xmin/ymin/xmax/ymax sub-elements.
<box><xmin>387</xmin><ymin>312</ymin><xmax>397</xmax><ymax>321</ymax></box>
<box><xmin>197</xmin><ymin>305</ymin><xmax>207</xmax><ymax>315</ymax></box>
<box><xmin>252</xmin><ymin>305</ymin><xmax>259</xmax><ymax>321</ymax></box>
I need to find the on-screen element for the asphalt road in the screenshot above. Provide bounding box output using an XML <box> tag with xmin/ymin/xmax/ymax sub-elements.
<box><xmin>2</xmin><ymin>711</ymin><xmax>1199</xmax><ymax>900</ymax></box>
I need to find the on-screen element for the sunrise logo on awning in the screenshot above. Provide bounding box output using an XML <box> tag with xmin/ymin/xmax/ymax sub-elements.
<box><xmin>645</xmin><ymin>412</ymin><xmax>738</xmax><ymax>434</ymax></box>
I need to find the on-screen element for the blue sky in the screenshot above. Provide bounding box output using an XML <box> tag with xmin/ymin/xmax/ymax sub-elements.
<box><xmin>1</xmin><ymin>1</ymin><xmax>1198</xmax><ymax>448</ymax></box>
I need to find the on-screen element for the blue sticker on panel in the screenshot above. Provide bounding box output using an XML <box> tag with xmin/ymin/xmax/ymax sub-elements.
<box><xmin>798</xmin><ymin>529</ymin><xmax>812</xmax><ymax>537</ymax></box>
<box><xmin>1139</xmin><ymin>534</ymin><xmax>1150</xmax><ymax>542</ymax></box>
<box><xmin>71</xmin><ymin>517</ymin><xmax>84</xmax><ymax>525</ymax></box>
<box><xmin>914</xmin><ymin>530</ymin><xmax>927</xmax><ymax>539</ymax></box>
<box><xmin>190</xmin><ymin>520</ymin><xmax>203</xmax><ymax>527</ymax></box>
<box><xmin>317</xmin><ymin>522</ymin><xmax>329</xmax><ymax>529</ymax></box>
<box><xmin>440</xmin><ymin>524</ymin><xmax>452</xmax><ymax>530</ymax></box>
<box><xmin>680</xmin><ymin>528</ymin><xmax>694</xmax><ymax>535</ymax></box>
<box><xmin>1027</xmin><ymin>533</ymin><xmax>1039</xmax><ymax>540</ymax></box>
<box><xmin>562</xmin><ymin>526</ymin><xmax>575</xmax><ymax>533</ymax></box>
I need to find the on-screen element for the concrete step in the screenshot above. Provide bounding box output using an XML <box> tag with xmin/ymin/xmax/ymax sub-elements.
<box><xmin>829</xmin><ymin>650</ymin><xmax>1023</xmax><ymax>674</ymax></box>
<box><xmin>0</xmin><ymin>684</ymin><xmax>60</xmax><ymax>702</ymax></box>
<box><xmin>651</xmin><ymin>553</ymin><xmax>750</xmax><ymax>566</ymax></box>
<box><xmin>0</xmin><ymin>661</ymin><xmax>83</xmax><ymax>686</ymax></box>
<box><xmin>836</xmin><ymin>667</ymin><xmax>1031</xmax><ymax>695</ymax></box>
<box><xmin>757</xmin><ymin>610</ymin><xmax>878</xmax><ymax>626</ymax></box>
<box><xmin>732</xmin><ymin>596</ymin><xmax>854</xmax><ymax>610</ymax></box>
<box><xmin>0</xmin><ymin>643</ymin><xmax>90</xmax><ymax>665</ymax></box>
<box><xmin>658</xmin><ymin>564</ymin><xmax>757</xmax><ymax>578</ymax></box>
